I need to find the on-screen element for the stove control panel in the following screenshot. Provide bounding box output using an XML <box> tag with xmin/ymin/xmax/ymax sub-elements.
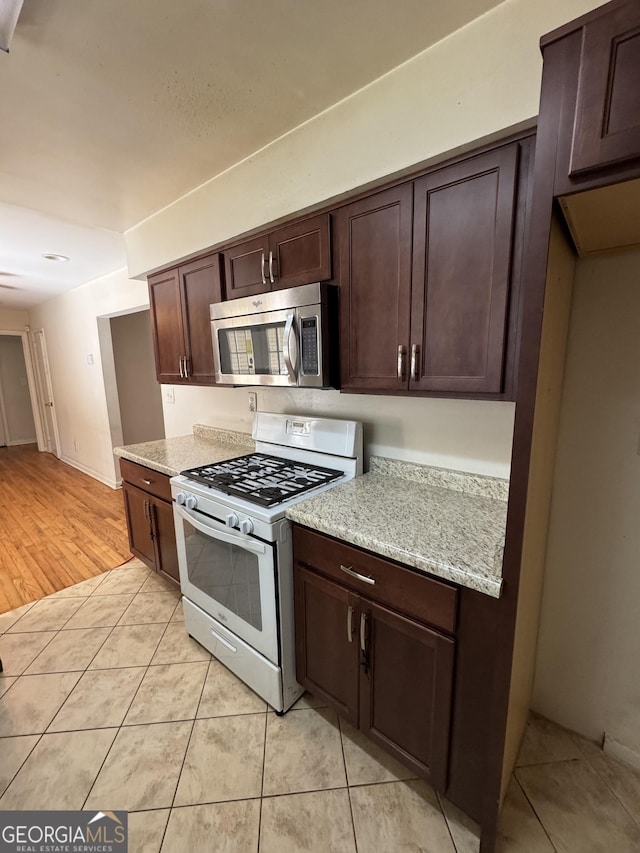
<box><xmin>225</xmin><ymin>513</ymin><xmax>239</xmax><ymax>528</ymax></box>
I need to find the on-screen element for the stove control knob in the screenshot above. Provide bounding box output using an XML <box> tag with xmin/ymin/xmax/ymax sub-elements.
<box><xmin>225</xmin><ymin>513</ymin><xmax>239</xmax><ymax>528</ymax></box>
<box><xmin>239</xmin><ymin>518</ymin><xmax>254</xmax><ymax>535</ymax></box>
<box><xmin>175</xmin><ymin>491</ymin><xmax>187</xmax><ymax>506</ymax></box>
<box><xmin>185</xmin><ymin>495</ymin><xmax>198</xmax><ymax>510</ymax></box>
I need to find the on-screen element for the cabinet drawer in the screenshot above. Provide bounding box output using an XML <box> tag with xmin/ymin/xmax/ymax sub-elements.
<box><xmin>292</xmin><ymin>526</ymin><xmax>457</xmax><ymax>634</ymax></box>
<box><xmin>119</xmin><ymin>459</ymin><xmax>172</xmax><ymax>502</ymax></box>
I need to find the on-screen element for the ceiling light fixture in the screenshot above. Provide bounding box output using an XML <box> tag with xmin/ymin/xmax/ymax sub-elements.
<box><xmin>42</xmin><ymin>253</ymin><xmax>71</xmax><ymax>263</ymax></box>
<box><xmin>0</xmin><ymin>0</ymin><xmax>24</xmax><ymax>53</ymax></box>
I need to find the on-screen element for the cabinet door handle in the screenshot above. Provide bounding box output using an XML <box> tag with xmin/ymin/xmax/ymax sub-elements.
<box><xmin>397</xmin><ymin>345</ymin><xmax>406</xmax><ymax>381</ymax></box>
<box><xmin>410</xmin><ymin>343</ymin><xmax>420</xmax><ymax>381</ymax></box>
<box><xmin>260</xmin><ymin>252</ymin><xmax>267</xmax><ymax>286</ymax></box>
<box><xmin>347</xmin><ymin>605</ymin><xmax>354</xmax><ymax>643</ymax></box>
<box><xmin>141</xmin><ymin>478</ymin><xmax>152</xmax><ymax>486</ymax></box>
<box><xmin>340</xmin><ymin>564</ymin><xmax>376</xmax><ymax>585</ymax></box>
<box><xmin>148</xmin><ymin>501</ymin><xmax>156</xmax><ymax>541</ymax></box>
<box><xmin>183</xmin><ymin>355</ymin><xmax>189</xmax><ymax>378</ymax></box>
<box><xmin>268</xmin><ymin>250</ymin><xmax>275</xmax><ymax>283</ymax></box>
<box><xmin>360</xmin><ymin>612</ymin><xmax>368</xmax><ymax>652</ymax></box>
<box><xmin>179</xmin><ymin>356</ymin><xmax>184</xmax><ymax>379</ymax></box>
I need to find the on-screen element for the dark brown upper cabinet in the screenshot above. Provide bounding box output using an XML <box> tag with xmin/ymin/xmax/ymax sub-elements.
<box><xmin>337</xmin><ymin>145</ymin><xmax>519</xmax><ymax>396</ymax></box>
<box><xmin>570</xmin><ymin>1</ymin><xmax>640</xmax><ymax>177</ymax></box>
<box><xmin>335</xmin><ymin>185</ymin><xmax>413</xmax><ymax>393</ymax></box>
<box><xmin>223</xmin><ymin>213</ymin><xmax>331</xmax><ymax>300</ymax></box>
<box><xmin>411</xmin><ymin>146</ymin><xmax>518</xmax><ymax>394</ymax></box>
<box><xmin>149</xmin><ymin>252</ymin><xmax>223</xmax><ymax>385</ymax></box>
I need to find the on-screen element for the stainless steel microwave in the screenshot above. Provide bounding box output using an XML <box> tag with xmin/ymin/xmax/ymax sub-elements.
<box><xmin>210</xmin><ymin>282</ymin><xmax>337</xmax><ymax>387</ymax></box>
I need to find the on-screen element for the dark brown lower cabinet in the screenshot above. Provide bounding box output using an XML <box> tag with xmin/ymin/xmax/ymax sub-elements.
<box><xmin>294</xmin><ymin>553</ymin><xmax>455</xmax><ymax>790</ymax></box>
<box><xmin>120</xmin><ymin>460</ymin><xmax>180</xmax><ymax>587</ymax></box>
<box><xmin>359</xmin><ymin>599</ymin><xmax>454</xmax><ymax>784</ymax></box>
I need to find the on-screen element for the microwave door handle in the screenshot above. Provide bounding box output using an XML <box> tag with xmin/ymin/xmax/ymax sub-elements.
<box><xmin>174</xmin><ymin>504</ymin><xmax>267</xmax><ymax>555</ymax></box>
<box><xmin>282</xmin><ymin>313</ymin><xmax>297</xmax><ymax>383</ymax></box>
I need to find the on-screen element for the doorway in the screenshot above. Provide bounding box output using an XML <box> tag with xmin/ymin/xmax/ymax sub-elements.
<box><xmin>0</xmin><ymin>330</ymin><xmax>42</xmax><ymax>450</ymax></box>
<box><xmin>31</xmin><ymin>328</ymin><xmax>61</xmax><ymax>457</ymax></box>
<box><xmin>98</xmin><ymin>308</ymin><xmax>164</xmax><ymax>462</ymax></box>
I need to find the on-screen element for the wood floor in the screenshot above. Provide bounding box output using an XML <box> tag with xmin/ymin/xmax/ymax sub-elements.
<box><xmin>0</xmin><ymin>445</ymin><xmax>131</xmax><ymax>613</ymax></box>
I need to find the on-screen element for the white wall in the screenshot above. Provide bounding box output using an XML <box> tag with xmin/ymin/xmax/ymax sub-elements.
<box><xmin>29</xmin><ymin>267</ymin><xmax>149</xmax><ymax>487</ymax></box>
<box><xmin>111</xmin><ymin>310</ymin><xmax>164</xmax><ymax>446</ymax></box>
<box><xmin>0</xmin><ymin>335</ymin><xmax>36</xmax><ymax>444</ymax></box>
<box><xmin>125</xmin><ymin>0</ymin><xmax>601</xmax><ymax>479</ymax></box>
<box><xmin>163</xmin><ymin>385</ymin><xmax>515</xmax><ymax>477</ymax></box>
<box><xmin>0</xmin><ymin>308</ymin><xmax>29</xmax><ymax>331</ymax></box>
<box><xmin>125</xmin><ymin>0</ymin><xmax>601</xmax><ymax>278</ymax></box>
<box><xmin>532</xmin><ymin>249</ymin><xmax>640</xmax><ymax>747</ymax></box>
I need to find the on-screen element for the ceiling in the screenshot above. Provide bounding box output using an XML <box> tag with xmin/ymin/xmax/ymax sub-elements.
<box><xmin>0</xmin><ymin>0</ymin><xmax>504</xmax><ymax>310</ymax></box>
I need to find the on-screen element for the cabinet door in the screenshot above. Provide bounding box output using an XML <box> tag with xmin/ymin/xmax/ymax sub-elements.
<box><xmin>411</xmin><ymin>146</ymin><xmax>518</xmax><ymax>394</ymax></box>
<box><xmin>335</xmin><ymin>185</ymin><xmax>413</xmax><ymax>392</ymax></box>
<box><xmin>223</xmin><ymin>235</ymin><xmax>270</xmax><ymax>299</ymax></box>
<box><xmin>359</xmin><ymin>599</ymin><xmax>455</xmax><ymax>788</ymax></box>
<box><xmin>270</xmin><ymin>214</ymin><xmax>331</xmax><ymax>290</ymax></box>
<box><xmin>294</xmin><ymin>564</ymin><xmax>360</xmax><ymax>726</ymax></box>
<box><xmin>122</xmin><ymin>482</ymin><xmax>156</xmax><ymax>569</ymax></box>
<box><xmin>570</xmin><ymin>3</ymin><xmax>640</xmax><ymax>176</ymax></box>
<box><xmin>151</xmin><ymin>498</ymin><xmax>180</xmax><ymax>587</ymax></box>
<box><xmin>149</xmin><ymin>268</ymin><xmax>186</xmax><ymax>383</ymax></box>
<box><xmin>179</xmin><ymin>253</ymin><xmax>223</xmax><ymax>384</ymax></box>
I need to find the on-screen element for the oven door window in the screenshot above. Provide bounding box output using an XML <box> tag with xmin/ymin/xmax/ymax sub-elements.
<box><xmin>174</xmin><ymin>505</ymin><xmax>279</xmax><ymax>663</ymax></box>
<box><xmin>219</xmin><ymin>323</ymin><xmax>287</xmax><ymax>377</ymax></box>
<box><xmin>185</xmin><ymin>525</ymin><xmax>263</xmax><ymax>630</ymax></box>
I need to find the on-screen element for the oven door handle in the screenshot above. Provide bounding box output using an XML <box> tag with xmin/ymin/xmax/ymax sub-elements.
<box><xmin>174</xmin><ymin>504</ymin><xmax>268</xmax><ymax>555</ymax></box>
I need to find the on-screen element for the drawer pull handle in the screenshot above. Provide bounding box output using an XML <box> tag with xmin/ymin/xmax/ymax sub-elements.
<box><xmin>347</xmin><ymin>605</ymin><xmax>354</xmax><ymax>643</ymax></box>
<box><xmin>340</xmin><ymin>564</ymin><xmax>376</xmax><ymax>585</ymax></box>
<box><xmin>141</xmin><ymin>478</ymin><xmax>152</xmax><ymax>485</ymax></box>
<box><xmin>210</xmin><ymin>627</ymin><xmax>237</xmax><ymax>654</ymax></box>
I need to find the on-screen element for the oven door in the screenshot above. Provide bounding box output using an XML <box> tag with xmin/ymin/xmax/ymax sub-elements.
<box><xmin>173</xmin><ymin>503</ymin><xmax>279</xmax><ymax>664</ymax></box>
<box><xmin>211</xmin><ymin>308</ymin><xmax>300</xmax><ymax>386</ymax></box>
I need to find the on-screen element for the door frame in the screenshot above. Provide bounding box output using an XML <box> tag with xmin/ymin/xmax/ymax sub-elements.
<box><xmin>30</xmin><ymin>328</ymin><xmax>61</xmax><ymax>457</ymax></box>
<box><xmin>0</xmin><ymin>328</ymin><xmax>46</xmax><ymax>450</ymax></box>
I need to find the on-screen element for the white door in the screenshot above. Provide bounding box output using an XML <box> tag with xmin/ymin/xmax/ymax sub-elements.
<box><xmin>32</xmin><ymin>329</ymin><xmax>60</xmax><ymax>457</ymax></box>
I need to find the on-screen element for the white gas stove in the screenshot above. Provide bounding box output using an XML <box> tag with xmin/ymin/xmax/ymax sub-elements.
<box><xmin>171</xmin><ymin>412</ymin><xmax>363</xmax><ymax>713</ymax></box>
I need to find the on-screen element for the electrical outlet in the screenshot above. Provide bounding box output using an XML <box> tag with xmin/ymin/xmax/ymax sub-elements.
<box><xmin>87</xmin><ymin>353</ymin><xmax>94</xmax><ymax>365</ymax></box>
<box><xmin>248</xmin><ymin>392</ymin><xmax>257</xmax><ymax>412</ymax></box>
<box><xmin>163</xmin><ymin>386</ymin><xmax>175</xmax><ymax>404</ymax></box>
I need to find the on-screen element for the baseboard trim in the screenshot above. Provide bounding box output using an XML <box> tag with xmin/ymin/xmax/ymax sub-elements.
<box><xmin>603</xmin><ymin>734</ymin><xmax>640</xmax><ymax>772</ymax></box>
<box><xmin>7</xmin><ymin>437</ymin><xmax>38</xmax><ymax>446</ymax></box>
<box><xmin>60</xmin><ymin>454</ymin><xmax>120</xmax><ymax>490</ymax></box>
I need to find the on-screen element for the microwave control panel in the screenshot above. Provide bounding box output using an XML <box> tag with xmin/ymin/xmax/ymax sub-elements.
<box><xmin>300</xmin><ymin>316</ymin><xmax>319</xmax><ymax>375</ymax></box>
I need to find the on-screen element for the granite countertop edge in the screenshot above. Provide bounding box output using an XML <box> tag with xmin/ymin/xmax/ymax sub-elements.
<box><xmin>286</xmin><ymin>457</ymin><xmax>509</xmax><ymax>599</ymax></box>
<box><xmin>114</xmin><ymin>424</ymin><xmax>255</xmax><ymax>478</ymax></box>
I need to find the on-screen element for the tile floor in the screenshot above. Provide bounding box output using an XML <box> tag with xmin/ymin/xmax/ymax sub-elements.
<box><xmin>1</xmin><ymin>559</ymin><xmax>639</xmax><ymax>852</ymax></box>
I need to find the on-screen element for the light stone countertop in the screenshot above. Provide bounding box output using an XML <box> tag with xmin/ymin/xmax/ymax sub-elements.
<box><xmin>113</xmin><ymin>424</ymin><xmax>254</xmax><ymax>477</ymax></box>
<box><xmin>286</xmin><ymin>456</ymin><xmax>509</xmax><ymax>598</ymax></box>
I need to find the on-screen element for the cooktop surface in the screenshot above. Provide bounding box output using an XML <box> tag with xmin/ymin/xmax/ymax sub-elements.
<box><xmin>180</xmin><ymin>452</ymin><xmax>343</xmax><ymax>507</ymax></box>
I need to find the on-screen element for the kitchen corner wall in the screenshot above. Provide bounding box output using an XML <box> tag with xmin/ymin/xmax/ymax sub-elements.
<box><xmin>125</xmin><ymin>0</ymin><xmax>601</xmax><ymax>278</ymax></box>
<box><xmin>29</xmin><ymin>268</ymin><xmax>149</xmax><ymax>488</ymax></box>
<box><xmin>532</xmin><ymin>249</ymin><xmax>640</xmax><ymax>750</ymax></box>
<box><xmin>124</xmin><ymin>0</ymin><xmax>601</xmax><ymax>481</ymax></box>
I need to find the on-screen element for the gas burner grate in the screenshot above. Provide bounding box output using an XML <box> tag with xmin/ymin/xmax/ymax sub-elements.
<box><xmin>180</xmin><ymin>452</ymin><xmax>343</xmax><ymax>507</ymax></box>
